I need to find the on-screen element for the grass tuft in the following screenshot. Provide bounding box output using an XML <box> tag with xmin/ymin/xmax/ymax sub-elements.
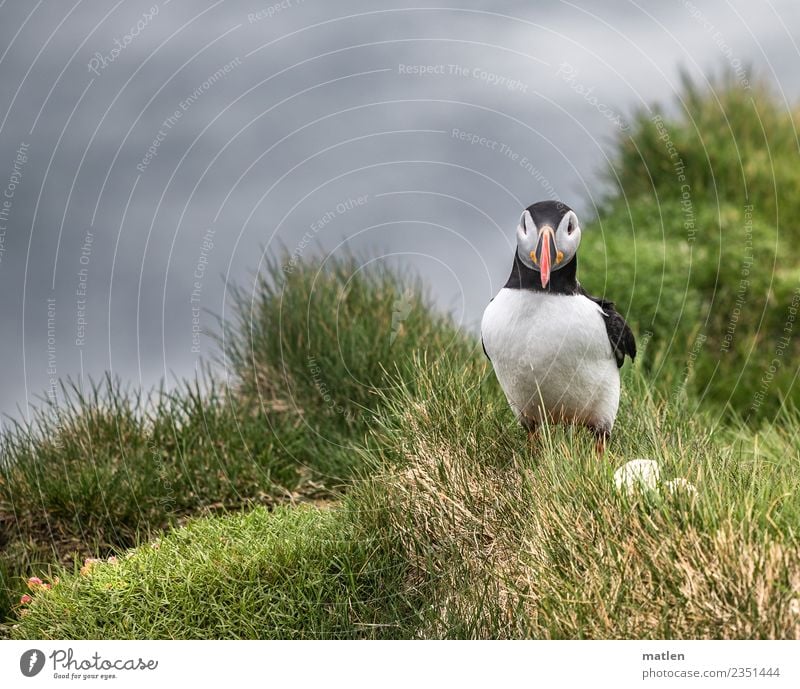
<box><xmin>11</xmin><ymin>506</ymin><xmax>410</xmax><ymax>639</ymax></box>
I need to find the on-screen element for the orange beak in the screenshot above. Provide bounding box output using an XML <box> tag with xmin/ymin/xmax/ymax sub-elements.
<box><xmin>532</xmin><ymin>226</ymin><xmax>556</xmax><ymax>288</ymax></box>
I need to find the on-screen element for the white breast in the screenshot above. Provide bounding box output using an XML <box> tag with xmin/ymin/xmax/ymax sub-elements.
<box><xmin>481</xmin><ymin>288</ymin><xmax>620</xmax><ymax>432</ymax></box>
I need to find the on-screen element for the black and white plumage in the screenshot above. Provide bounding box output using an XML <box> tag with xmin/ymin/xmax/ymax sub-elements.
<box><xmin>481</xmin><ymin>201</ymin><xmax>635</xmax><ymax>451</ymax></box>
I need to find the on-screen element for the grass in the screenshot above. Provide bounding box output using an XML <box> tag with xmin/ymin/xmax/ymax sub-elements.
<box><xmin>11</xmin><ymin>360</ymin><xmax>800</xmax><ymax>639</ymax></box>
<box><xmin>350</xmin><ymin>358</ymin><xmax>800</xmax><ymax>638</ymax></box>
<box><xmin>13</xmin><ymin>506</ymin><xmax>411</xmax><ymax>639</ymax></box>
<box><xmin>0</xmin><ymin>255</ymin><xmax>457</xmax><ymax>626</ymax></box>
<box><xmin>0</xmin><ymin>375</ymin><xmax>309</xmax><ymax>622</ymax></box>
<box><xmin>582</xmin><ymin>71</ymin><xmax>800</xmax><ymax>416</ymax></box>
<box><xmin>4</xmin><ymin>72</ymin><xmax>800</xmax><ymax>638</ymax></box>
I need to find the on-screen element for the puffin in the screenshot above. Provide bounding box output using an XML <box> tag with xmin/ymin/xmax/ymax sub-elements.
<box><xmin>480</xmin><ymin>200</ymin><xmax>636</xmax><ymax>453</ymax></box>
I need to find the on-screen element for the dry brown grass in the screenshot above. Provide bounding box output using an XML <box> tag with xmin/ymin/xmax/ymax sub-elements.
<box><xmin>352</xmin><ymin>361</ymin><xmax>800</xmax><ymax>639</ymax></box>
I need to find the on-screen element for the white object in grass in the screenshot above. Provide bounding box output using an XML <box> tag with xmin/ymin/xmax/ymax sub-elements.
<box><xmin>613</xmin><ymin>459</ymin><xmax>660</xmax><ymax>494</ymax></box>
<box><xmin>665</xmin><ymin>477</ymin><xmax>698</xmax><ymax>497</ymax></box>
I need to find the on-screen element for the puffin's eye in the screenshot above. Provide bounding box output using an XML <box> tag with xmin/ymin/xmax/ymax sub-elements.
<box><xmin>567</xmin><ymin>221</ymin><xmax>576</xmax><ymax>235</ymax></box>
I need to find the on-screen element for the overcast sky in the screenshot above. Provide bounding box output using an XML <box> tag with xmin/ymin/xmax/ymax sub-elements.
<box><xmin>0</xmin><ymin>0</ymin><xmax>797</xmax><ymax>420</ymax></box>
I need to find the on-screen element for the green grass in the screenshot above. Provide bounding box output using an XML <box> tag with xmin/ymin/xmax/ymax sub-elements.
<box><xmin>4</xmin><ymin>73</ymin><xmax>800</xmax><ymax>639</ymax></box>
<box><xmin>349</xmin><ymin>357</ymin><xmax>800</xmax><ymax>638</ymax></box>
<box><xmin>12</xmin><ymin>506</ymin><xmax>410</xmax><ymax>639</ymax></box>
<box><xmin>0</xmin><ymin>255</ymin><xmax>461</xmax><ymax>626</ymax></box>
<box><xmin>0</xmin><ymin>374</ymin><xmax>308</xmax><ymax>622</ymax></box>
<box><xmin>11</xmin><ymin>360</ymin><xmax>800</xmax><ymax>639</ymax></box>
<box><xmin>582</xmin><ymin>71</ymin><xmax>800</xmax><ymax>417</ymax></box>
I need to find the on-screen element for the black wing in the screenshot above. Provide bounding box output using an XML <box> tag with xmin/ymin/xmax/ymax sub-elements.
<box><xmin>481</xmin><ymin>297</ymin><xmax>493</xmax><ymax>361</ymax></box>
<box><xmin>579</xmin><ymin>288</ymin><xmax>636</xmax><ymax>368</ymax></box>
<box><xmin>481</xmin><ymin>334</ymin><xmax>490</xmax><ymax>361</ymax></box>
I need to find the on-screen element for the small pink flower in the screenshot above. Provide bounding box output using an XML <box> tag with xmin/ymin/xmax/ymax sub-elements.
<box><xmin>27</xmin><ymin>577</ymin><xmax>43</xmax><ymax>589</ymax></box>
<box><xmin>107</xmin><ymin>556</ymin><xmax>118</xmax><ymax>565</ymax></box>
<box><xmin>19</xmin><ymin>594</ymin><xmax>32</xmax><ymax>605</ymax></box>
<box><xmin>80</xmin><ymin>557</ymin><xmax>102</xmax><ymax>576</ymax></box>
<box><xmin>41</xmin><ymin>583</ymin><xmax>51</xmax><ymax>590</ymax></box>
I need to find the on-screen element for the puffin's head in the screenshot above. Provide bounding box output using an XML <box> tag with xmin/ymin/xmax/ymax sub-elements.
<box><xmin>516</xmin><ymin>200</ymin><xmax>581</xmax><ymax>288</ymax></box>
